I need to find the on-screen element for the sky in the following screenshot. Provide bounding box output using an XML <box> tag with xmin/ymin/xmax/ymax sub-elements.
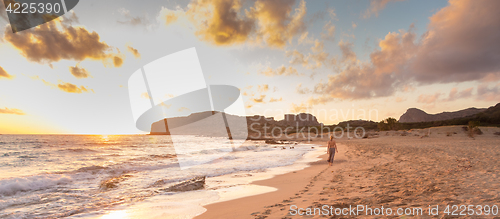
<box><xmin>0</xmin><ymin>0</ymin><xmax>499</xmax><ymax>134</ymax></box>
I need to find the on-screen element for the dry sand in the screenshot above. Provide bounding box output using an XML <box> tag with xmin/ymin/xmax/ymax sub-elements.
<box><xmin>196</xmin><ymin>126</ymin><xmax>500</xmax><ymax>218</ymax></box>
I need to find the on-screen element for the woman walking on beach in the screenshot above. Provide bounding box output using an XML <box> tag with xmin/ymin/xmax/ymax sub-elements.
<box><xmin>327</xmin><ymin>135</ymin><xmax>338</xmax><ymax>166</ymax></box>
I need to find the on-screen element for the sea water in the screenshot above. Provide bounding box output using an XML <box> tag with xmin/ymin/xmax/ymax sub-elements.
<box><xmin>0</xmin><ymin>135</ymin><xmax>321</xmax><ymax>218</ymax></box>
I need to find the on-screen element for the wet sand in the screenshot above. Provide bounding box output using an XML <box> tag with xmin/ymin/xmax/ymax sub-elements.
<box><xmin>196</xmin><ymin>126</ymin><xmax>500</xmax><ymax>218</ymax></box>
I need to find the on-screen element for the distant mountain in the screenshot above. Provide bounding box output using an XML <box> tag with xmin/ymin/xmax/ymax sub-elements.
<box><xmin>398</xmin><ymin>103</ymin><xmax>500</xmax><ymax>130</ymax></box>
<box><xmin>150</xmin><ymin>111</ymin><xmax>320</xmax><ymax>138</ymax></box>
<box><xmin>399</xmin><ymin>107</ymin><xmax>486</xmax><ymax>123</ymax></box>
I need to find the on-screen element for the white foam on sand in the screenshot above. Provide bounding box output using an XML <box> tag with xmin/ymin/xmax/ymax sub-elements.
<box><xmin>206</xmin><ymin>146</ymin><xmax>324</xmax><ymax>204</ymax></box>
<box><xmin>93</xmin><ymin>144</ymin><xmax>324</xmax><ymax>219</ymax></box>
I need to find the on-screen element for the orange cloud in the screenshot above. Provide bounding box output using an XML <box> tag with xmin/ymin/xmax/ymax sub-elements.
<box><xmin>127</xmin><ymin>46</ymin><xmax>141</xmax><ymax>58</ymax></box>
<box><xmin>178</xmin><ymin>107</ymin><xmax>190</xmax><ymax>112</ymax></box>
<box><xmin>417</xmin><ymin>93</ymin><xmax>441</xmax><ymax>104</ymax></box>
<box><xmin>259</xmin><ymin>65</ymin><xmax>300</xmax><ymax>76</ymax></box>
<box><xmin>251</xmin><ymin>95</ymin><xmax>266</xmax><ymax>103</ymax></box>
<box><xmin>0</xmin><ymin>107</ymin><xmax>25</xmax><ymax>115</ymax></box>
<box><xmin>250</xmin><ymin>0</ymin><xmax>307</xmax><ymax>48</ymax></box>
<box><xmin>57</xmin><ymin>82</ymin><xmax>90</xmax><ymax>93</ymax></box>
<box><xmin>257</xmin><ymin>84</ymin><xmax>269</xmax><ymax>92</ymax></box>
<box><xmin>0</xmin><ymin>66</ymin><xmax>13</xmax><ymax>79</ymax></box>
<box><xmin>287</xmin><ymin>39</ymin><xmax>334</xmax><ymax>70</ymax></box>
<box><xmin>269</xmin><ymin>97</ymin><xmax>282</xmax><ymax>102</ymax></box>
<box><xmin>113</xmin><ymin>56</ymin><xmax>124</xmax><ymax>67</ymax></box>
<box><xmin>162</xmin><ymin>0</ymin><xmax>307</xmax><ymax>48</ymax></box>
<box><xmin>4</xmin><ymin>17</ymin><xmax>122</xmax><ymax>67</ymax></box>
<box><xmin>310</xmin><ymin>27</ymin><xmax>418</xmax><ymax>101</ymax></box>
<box><xmin>160</xmin><ymin>6</ymin><xmax>182</xmax><ymax>25</ymax></box>
<box><xmin>338</xmin><ymin>40</ymin><xmax>357</xmax><ymax>63</ymax></box>
<box><xmin>69</xmin><ymin>65</ymin><xmax>91</xmax><ymax>79</ymax></box>
<box><xmin>290</xmin><ymin>103</ymin><xmax>307</xmax><ymax>113</ymax></box>
<box><xmin>184</xmin><ymin>0</ymin><xmax>255</xmax><ymax>46</ymax></box>
<box><xmin>296</xmin><ymin>83</ymin><xmax>311</xmax><ymax>94</ymax></box>
<box><xmin>395</xmin><ymin>97</ymin><xmax>406</xmax><ymax>103</ymax></box>
<box><xmin>321</xmin><ymin>21</ymin><xmax>335</xmax><ymax>41</ymax></box>
<box><xmin>141</xmin><ymin>92</ymin><xmax>151</xmax><ymax>99</ymax></box>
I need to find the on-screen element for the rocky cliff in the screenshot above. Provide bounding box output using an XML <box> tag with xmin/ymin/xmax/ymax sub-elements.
<box><xmin>399</xmin><ymin>107</ymin><xmax>486</xmax><ymax>123</ymax></box>
<box><xmin>150</xmin><ymin>111</ymin><xmax>320</xmax><ymax>137</ymax></box>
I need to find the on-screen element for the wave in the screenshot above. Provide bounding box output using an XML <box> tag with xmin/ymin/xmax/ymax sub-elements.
<box><xmin>0</xmin><ymin>174</ymin><xmax>72</xmax><ymax>196</ymax></box>
<box><xmin>148</xmin><ymin>154</ymin><xmax>176</xmax><ymax>159</ymax></box>
<box><xmin>75</xmin><ymin>165</ymin><xmax>108</xmax><ymax>173</ymax></box>
<box><xmin>99</xmin><ymin>174</ymin><xmax>133</xmax><ymax>190</ymax></box>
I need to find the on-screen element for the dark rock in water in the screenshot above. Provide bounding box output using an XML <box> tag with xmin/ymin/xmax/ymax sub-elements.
<box><xmin>265</xmin><ymin>139</ymin><xmax>296</xmax><ymax>144</ymax></box>
<box><xmin>265</xmin><ymin>139</ymin><xmax>278</xmax><ymax>144</ymax></box>
<box><xmin>162</xmin><ymin>176</ymin><xmax>206</xmax><ymax>192</ymax></box>
<box><xmin>100</xmin><ymin>174</ymin><xmax>132</xmax><ymax>189</ymax></box>
<box><xmin>494</xmin><ymin>132</ymin><xmax>500</xmax><ymax>136</ymax></box>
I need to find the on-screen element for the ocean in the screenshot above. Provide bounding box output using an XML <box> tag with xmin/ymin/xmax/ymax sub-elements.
<box><xmin>0</xmin><ymin>135</ymin><xmax>321</xmax><ymax>218</ymax></box>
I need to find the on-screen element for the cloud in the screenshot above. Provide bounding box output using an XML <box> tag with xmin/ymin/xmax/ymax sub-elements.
<box><xmin>0</xmin><ymin>66</ymin><xmax>13</xmax><ymax>79</ymax></box>
<box><xmin>352</xmin><ymin>21</ymin><xmax>357</xmax><ymax>29</ymax></box>
<box><xmin>141</xmin><ymin>92</ymin><xmax>151</xmax><ymax>99</ymax></box>
<box><xmin>113</xmin><ymin>56</ymin><xmax>124</xmax><ymax>67</ymax></box>
<box><xmin>298</xmin><ymin>32</ymin><xmax>314</xmax><ymax>45</ymax></box>
<box><xmin>0</xmin><ymin>107</ymin><xmax>25</xmax><ymax>115</ymax></box>
<box><xmin>305</xmin><ymin>0</ymin><xmax>500</xmax><ymax>106</ymax></box>
<box><xmin>4</xmin><ymin>17</ymin><xmax>123</xmax><ymax>67</ymax></box>
<box><xmin>257</xmin><ymin>84</ymin><xmax>269</xmax><ymax>92</ymax></box>
<box><xmin>320</xmin><ymin>21</ymin><xmax>335</xmax><ymax>41</ymax></box>
<box><xmin>447</xmin><ymin>87</ymin><xmax>473</xmax><ymax>101</ymax></box>
<box><xmin>309</xmin><ymin>29</ymin><xmax>417</xmax><ymax>101</ymax></box>
<box><xmin>338</xmin><ymin>40</ymin><xmax>357</xmax><ymax>63</ymax></box>
<box><xmin>296</xmin><ymin>83</ymin><xmax>311</xmax><ymax>94</ymax></box>
<box><xmin>269</xmin><ymin>97</ymin><xmax>282</xmax><ymax>102</ymax></box>
<box><xmin>32</xmin><ymin>76</ymin><xmax>92</xmax><ymax>94</ymax></box>
<box><xmin>159</xmin><ymin>6</ymin><xmax>183</xmax><ymax>25</ymax></box>
<box><xmin>306</xmin><ymin>96</ymin><xmax>334</xmax><ymax>106</ymax></box>
<box><xmin>259</xmin><ymin>65</ymin><xmax>301</xmax><ymax>76</ymax></box>
<box><xmin>286</xmin><ymin>40</ymin><xmax>335</xmax><ymax>70</ymax></box>
<box><xmin>395</xmin><ymin>96</ymin><xmax>406</xmax><ymax>102</ymax></box>
<box><xmin>417</xmin><ymin>93</ymin><xmax>441</xmax><ymax>104</ymax></box>
<box><xmin>251</xmin><ymin>95</ymin><xmax>266</xmax><ymax>103</ymax></box>
<box><xmin>161</xmin><ymin>0</ymin><xmax>307</xmax><ymax>48</ymax></box>
<box><xmin>290</xmin><ymin>103</ymin><xmax>308</xmax><ymax>113</ymax></box>
<box><xmin>287</xmin><ymin>50</ymin><xmax>308</xmax><ymax>66</ymax></box>
<box><xmin>410</xmin><ymin>0</ymin><xmax>500</xmax><ymax>83</ymax></box>
<box><xmin>178</xmin><ymin>107</ymin><xmax>190</xmax><ymax>112</ymax></box>
<box><xmin>117</xmin><ymin>8</ymin><xmax>151</xmax><ymax>26</ymax></box>
<box><xmin>476</xmin><ymin>83</ymin><xmax>500</xmax><ymax>102</ymax></box>
<box><xmin>57</xmin><ymin>82</ymin><xmax>90</xmax><ymax>93</ymax></box>
<box><xmin>362</xmin><ymin>0</ymin><xmax>403</xmax><ymax>19</ymax></box>
<box><xmin>127</xmin><ymin>46</ymin><xmax>141</xmax><ymax>58</ymax></box>
<box><xmin>69</xmin><ymin>65</ymin><xmax>91</xmax><ymax>79</ymax></box>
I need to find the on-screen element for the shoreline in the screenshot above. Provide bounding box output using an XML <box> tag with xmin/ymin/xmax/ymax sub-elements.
<box><xmin>195</xmin><ymin>139</ymin><xmax>330</xmax><ymax>219</ymax></box>
<box><xmin>91</xmin><ymin>140</ymin><xmax>327</xmax><ymax>219</ymax></box>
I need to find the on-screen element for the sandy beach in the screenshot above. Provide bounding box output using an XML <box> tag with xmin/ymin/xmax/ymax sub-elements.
<box><xmin>196</xmin><ymin>126</ymin><xmax>500</xmax><ymax>218</ymax></box>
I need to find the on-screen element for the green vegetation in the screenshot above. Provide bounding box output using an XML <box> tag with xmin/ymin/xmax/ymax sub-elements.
<box><xmin>378</xmin><ymin>117</ymin><xmax>399</xmax><ymax>131</ymax></box>
<box><xmin>467</xmin><ymin>120</ymin><xmax>482</xmax><ymax>138</ymax></box>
